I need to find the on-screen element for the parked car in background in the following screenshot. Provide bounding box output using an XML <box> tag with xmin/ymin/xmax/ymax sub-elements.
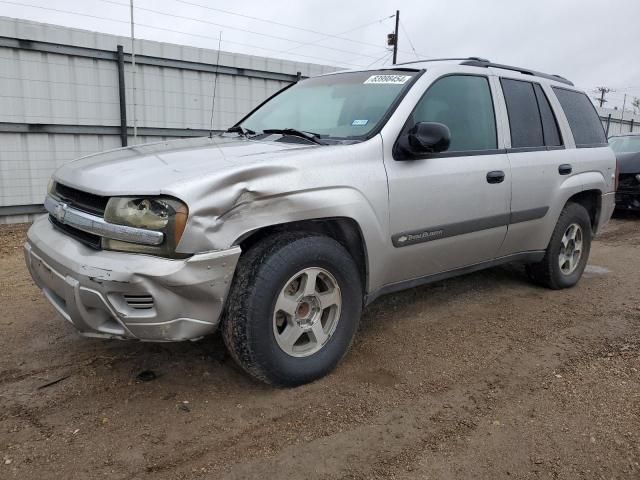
<box><xmin>609</xmin><ymin>133</ymin><xmax>640</xmax><ymax>211</ymax></box>
<box><xmin>25</xmin><ymin>58</ymin><xmax>616</xmax><ymax>386</ymax></box>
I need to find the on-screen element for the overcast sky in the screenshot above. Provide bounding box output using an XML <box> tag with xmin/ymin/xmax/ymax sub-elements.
<box><xmin>3</xmin><ymin>0</ymin><xmax>639</xmax><ymax>109</ymax></box>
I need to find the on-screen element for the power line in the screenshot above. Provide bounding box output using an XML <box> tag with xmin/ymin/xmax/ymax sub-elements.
<box><xmin>134</xmin><ymin>26</ymin><xmax>365</xmax><ymax>67</ymax></box>
<box><xmin>173</xmin><ymin>0</ymin><xmax>427</xmax><ymax>58</ymax></box>
<box><xmin>584</xmin><ymin>85</ymin><xmax>640</xmax><ymax>94</ymax></box>
<box><xmin>176</xmin><ymin>0</ymin><xmax>396</xmax><ymax>53</ymax></box>
<box><xmin>399</xmin><ymin>19</ymin><xmax>420</xmax><ymax>60</ymax></box>
<box><xmin>0</xmin><ymin>1</ymin><xmax>366</xmax><ymax>67</ymax></box>
<box><xmin>366</xmin><ymin>50</ymin><xmax>393</xmax><ymax>68</ymax></box>
<box><xmin>1</xmin><ymin>0</ymin><xmax>126</xmax><ymax>26</ymax></box>
<box><xmin>95</xmin><ymin>0</ymin><xmax>384</xmax><ymax>60</ymax></box>
<box><xmin>280</xmin><ymin>15</ymin><xmax>394</xmax><ymax>54</ymax></box>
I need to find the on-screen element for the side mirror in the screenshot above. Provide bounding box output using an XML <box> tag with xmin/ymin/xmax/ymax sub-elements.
<box><xmin>396</xmin><ymin>122</ymin><xmax>451</xmax><ymax>159</ymax></box>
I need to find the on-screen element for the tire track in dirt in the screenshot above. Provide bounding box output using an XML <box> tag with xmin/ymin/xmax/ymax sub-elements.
<box><xmin>1</xmin><ymin>220</ymin><xmax>640</xmax><ymax>479</ymax></box>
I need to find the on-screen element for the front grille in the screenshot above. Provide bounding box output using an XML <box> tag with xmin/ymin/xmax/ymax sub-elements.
<box><xmin>49</xmin><ymin>216</ymin><xmax>102</xmax><ymax>250</ymax></box>
<box><xmin>49</xmin><ymin>182</ymin><xmax>107</xmax><ymax>249</ymax></box>
<box><xmin>54</xmin><ymin>182</ymin><xmax>108</xmax><ymax>216</ymax></box>
<box><xmin>123</xmin><ymin>294</ymin><xmax>155</xmax><ymax>310</ymax></box>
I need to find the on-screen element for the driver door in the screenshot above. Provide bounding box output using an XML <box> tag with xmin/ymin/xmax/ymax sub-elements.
<box><xmin>383</xmin><ymin>74</ymin><xmax>511</xmax><ymax>284</ymax></box>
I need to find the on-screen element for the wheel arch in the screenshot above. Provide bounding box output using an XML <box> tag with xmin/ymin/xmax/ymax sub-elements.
<box><xmin>235</xmin><ymin>217</ymin><xmax>370</xmax><ymax>295</ymax></box>
<box><xmin>565</xmin><ymin>189</ymin><xmax>602</xmax><ymax>233</ymax></box>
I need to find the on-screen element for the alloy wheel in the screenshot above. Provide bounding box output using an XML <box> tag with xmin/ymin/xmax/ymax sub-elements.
<box><xmin>273</xmin><ymin>267</ymin><xmax>342</xmax><ymax>357</ymax></box>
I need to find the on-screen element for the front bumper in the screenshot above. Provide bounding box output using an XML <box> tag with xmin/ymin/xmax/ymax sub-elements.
<box><xmin>24</xmin><ymin>216</ymin><xmax>241</xmax><ymax>341</ymax></box>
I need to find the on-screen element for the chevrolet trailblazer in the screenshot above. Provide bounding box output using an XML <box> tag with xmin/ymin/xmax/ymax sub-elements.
<box><xmin>25</xmin><ymin>58</ymin><xmax>616</xmax><ymax>386</ymax></box>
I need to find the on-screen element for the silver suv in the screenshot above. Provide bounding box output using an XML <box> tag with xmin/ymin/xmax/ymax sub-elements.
<box><xmin>25</xmin><ymin>58</ymin><xmax>616</xmax><ymax>386</ymax></box>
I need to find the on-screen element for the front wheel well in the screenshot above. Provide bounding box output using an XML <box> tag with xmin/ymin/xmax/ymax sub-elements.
<box><xmin>565</xmin><ymin>190</ymin><xmax>602</xmax><ymax>233</ymax></box>
<box><xmin>235</xmin><ymin>218</ymin><xmax>369</xmax><ymax>293</ymax></box>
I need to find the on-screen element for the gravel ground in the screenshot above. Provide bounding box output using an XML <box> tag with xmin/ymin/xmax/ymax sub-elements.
<box><xmin>1</xmin><ymin>217</ymin><xmax>639</xmax><ymax>479</ymax></box>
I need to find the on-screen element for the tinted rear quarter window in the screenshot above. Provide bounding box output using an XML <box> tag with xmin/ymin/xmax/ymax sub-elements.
<box><xmin>552</xmin><ymin>88</ymin><xmax>606</xmax><ymax>147</ymax></box>
<box><xmin>500</xmin><ymin>79</ymin><xmax>544</xmax><ymax>148</ymax></box>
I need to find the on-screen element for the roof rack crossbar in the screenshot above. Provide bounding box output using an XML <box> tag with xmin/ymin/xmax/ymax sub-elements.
<box><xmin>460</xmin><ymin>59</ymin><xmax>574</xmax><ymax>86</ymax></box>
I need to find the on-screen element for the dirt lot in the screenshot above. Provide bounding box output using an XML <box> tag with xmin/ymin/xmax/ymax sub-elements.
<box><xmin>1</xmin><ymin>217</ymin><xmax>639</xmax><ymax>480</ymax></box>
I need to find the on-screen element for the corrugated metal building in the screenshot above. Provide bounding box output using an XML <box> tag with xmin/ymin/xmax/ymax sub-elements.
<box><xmin>0</xmin><ymin>17</ymin><xmax>336</xmax><ymax>223</ymax></box>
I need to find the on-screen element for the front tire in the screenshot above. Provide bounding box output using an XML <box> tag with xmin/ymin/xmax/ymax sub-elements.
<box><xmin>526</xmin><ymin>202</ymin><xmax>592</xmax><ymax>289</ymax></box>
<box><xmin>222</xmin><ymin>233</ymin><xmax>362</xmax><ymax>387</ymax></box>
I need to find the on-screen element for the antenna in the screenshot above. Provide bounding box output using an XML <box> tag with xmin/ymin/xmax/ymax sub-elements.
<box><xmin>209</xmin><ymin>31</ymin><xmax>223</xmax><ymax>138</ymax></box>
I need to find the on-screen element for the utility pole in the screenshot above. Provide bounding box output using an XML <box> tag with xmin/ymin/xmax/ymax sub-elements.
<box><xmin>620</xmin><ymin>93</ymin><xmax>627</xmax><ymax>134</ymax></box>
<box><xmin>130</xmin><ymin>0</ymin><xmax>138</xmax><ymax>142</ymax></box>
<box><xmin>593</xmin><ymin>86</ymin><xmax>612</xmax><ymax>108</ymax></box>
<box><xmin>392</xmin><ymin>10</ymin><xmax>399</xmax><ymax>64</ymax></box>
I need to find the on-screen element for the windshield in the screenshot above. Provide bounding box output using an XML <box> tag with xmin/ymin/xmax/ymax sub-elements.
<box><xmin>609</xmin><ymin>135</ymin><xmax>640</xmax><ymax>154</ymax></box>
<box><xmin>239</xmin><ymin>70</ymin><xmax>420</xmax><ymax>140</ymax></box>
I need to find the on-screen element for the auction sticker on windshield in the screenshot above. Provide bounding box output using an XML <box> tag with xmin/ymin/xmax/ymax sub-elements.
<box><xmin>364</xmin><ymin>75</ymin><xmax>412</xmax><ymax>85</ymax></box>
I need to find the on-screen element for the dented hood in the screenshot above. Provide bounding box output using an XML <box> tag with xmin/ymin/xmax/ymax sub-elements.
<box><xmin>53</xmin><ymin>135</ymin><xmax>317</xmax><ymax>197</ymax></box>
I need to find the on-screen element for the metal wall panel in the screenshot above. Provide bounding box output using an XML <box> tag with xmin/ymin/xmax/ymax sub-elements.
<box><xmin>0</xmin><ymin>132</ymin><xmax>180</xmax><ymax>209</ymax></box>
<box><xmin>0</xmin><ymin>47</ymin><xmax>121</xmax><ymax>125</ymax></box>
<box><xmin>125</xmin><ymin>66</ymin><xmax>284</xmax><ymax>130</ymax></box>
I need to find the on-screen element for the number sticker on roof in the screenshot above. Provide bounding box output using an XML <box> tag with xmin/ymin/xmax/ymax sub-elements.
<box><xmin>364</xmin><ymin>75</ymin><xmax>412</xmax><ymax>85</ymax></box>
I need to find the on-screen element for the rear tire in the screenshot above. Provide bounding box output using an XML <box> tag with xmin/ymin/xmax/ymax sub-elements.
<box><xmin>526</xmin><ymin>202</ymin><xmax>592</xmax><ymax>289</ymax></box>
<box><xmin>221</xmin><ymin>232</ymin><xmax>362</xmax><ymax>387</ymax></box>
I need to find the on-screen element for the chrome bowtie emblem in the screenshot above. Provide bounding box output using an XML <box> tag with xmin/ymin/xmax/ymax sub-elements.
<box><xmin>54</xmin><ymin>202</ymin><xmax>68</xmax><ymax>223</ymax></box>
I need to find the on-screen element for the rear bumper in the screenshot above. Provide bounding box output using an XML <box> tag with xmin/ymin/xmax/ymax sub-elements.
<box><xmin>24</xmin><ymin>216</ymin><xmax>240</xmax><ymax>341</ymax></box>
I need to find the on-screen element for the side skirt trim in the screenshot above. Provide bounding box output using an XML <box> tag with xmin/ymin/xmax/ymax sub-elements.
<box><xmin>392</xmin><ymin>207</ymin><xmax>549</xmax><ymax>248</ymax></box>
<box><xmin>365</xmin><ymin>250</ymin><xmax>545</xmax><ymax>305</ymax></box>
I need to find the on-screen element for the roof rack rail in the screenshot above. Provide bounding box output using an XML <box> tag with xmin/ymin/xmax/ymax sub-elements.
<box><xmin>460</xmin><ymin>59</ymin><xmax>574</xmax><ymax>86</ymax></box>
<box><xmin>395</xmin><ymin>56</ymin><xmax>490</xmax><ymax>66</ymax></box>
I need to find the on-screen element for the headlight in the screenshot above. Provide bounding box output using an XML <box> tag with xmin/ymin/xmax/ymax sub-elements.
<box><xmin>103</xmin><ymin>197</ymin><xmax>188</xmax><ymax>257</ymax></box>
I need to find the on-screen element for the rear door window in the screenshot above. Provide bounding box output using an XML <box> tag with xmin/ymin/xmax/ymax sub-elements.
<box><xmin>533</xmin><ymin>84</ymin><xmax>562</xmax><ymax>147</ymax></box>
<box><xmin>500</xmin><ymin>79</ymin><xmax>544</xmax><ymax>149</ymax></box>
<box><xmin>552</xmin><ymin>87</ymin><xmax>607</xmax><ymax>147</ymax></box>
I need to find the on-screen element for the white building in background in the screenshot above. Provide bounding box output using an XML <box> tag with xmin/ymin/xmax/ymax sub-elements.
<box><xmin>596</xmin><ymin>106</ymin><xmax>640</xmax><ymax>137</ymax></box>
<box><xmin>0</xmin><ymin>17</ymin><xmax>336</xmax><ymax>223</ymax></box>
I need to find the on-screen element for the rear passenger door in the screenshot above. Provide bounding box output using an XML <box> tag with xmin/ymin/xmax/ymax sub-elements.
<box><xmin>497</xmin><ymin>78</ymin><xmax>573</xmax><ymax>256</ymax></box>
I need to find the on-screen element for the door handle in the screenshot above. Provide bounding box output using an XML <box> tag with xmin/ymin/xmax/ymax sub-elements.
<box><xmin>486</xmin><ymin>170</ymin><xmax>505</xmax><ymax>184</ymax></box>
<box><xmin>558</xmin><ymin>164</ymin><xmax>572</xmax><ymax>175</ymax></box>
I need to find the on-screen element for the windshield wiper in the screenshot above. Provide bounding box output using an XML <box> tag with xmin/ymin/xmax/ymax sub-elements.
<box><xmin>226</xmin><ymin>125</ymin><xmax>256</xmax><ymax>137</ymax></box>
<box><xmin>262</xmin><ymin>128</ymin><xmax>324</xmax><ymax>145</ymax></box>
